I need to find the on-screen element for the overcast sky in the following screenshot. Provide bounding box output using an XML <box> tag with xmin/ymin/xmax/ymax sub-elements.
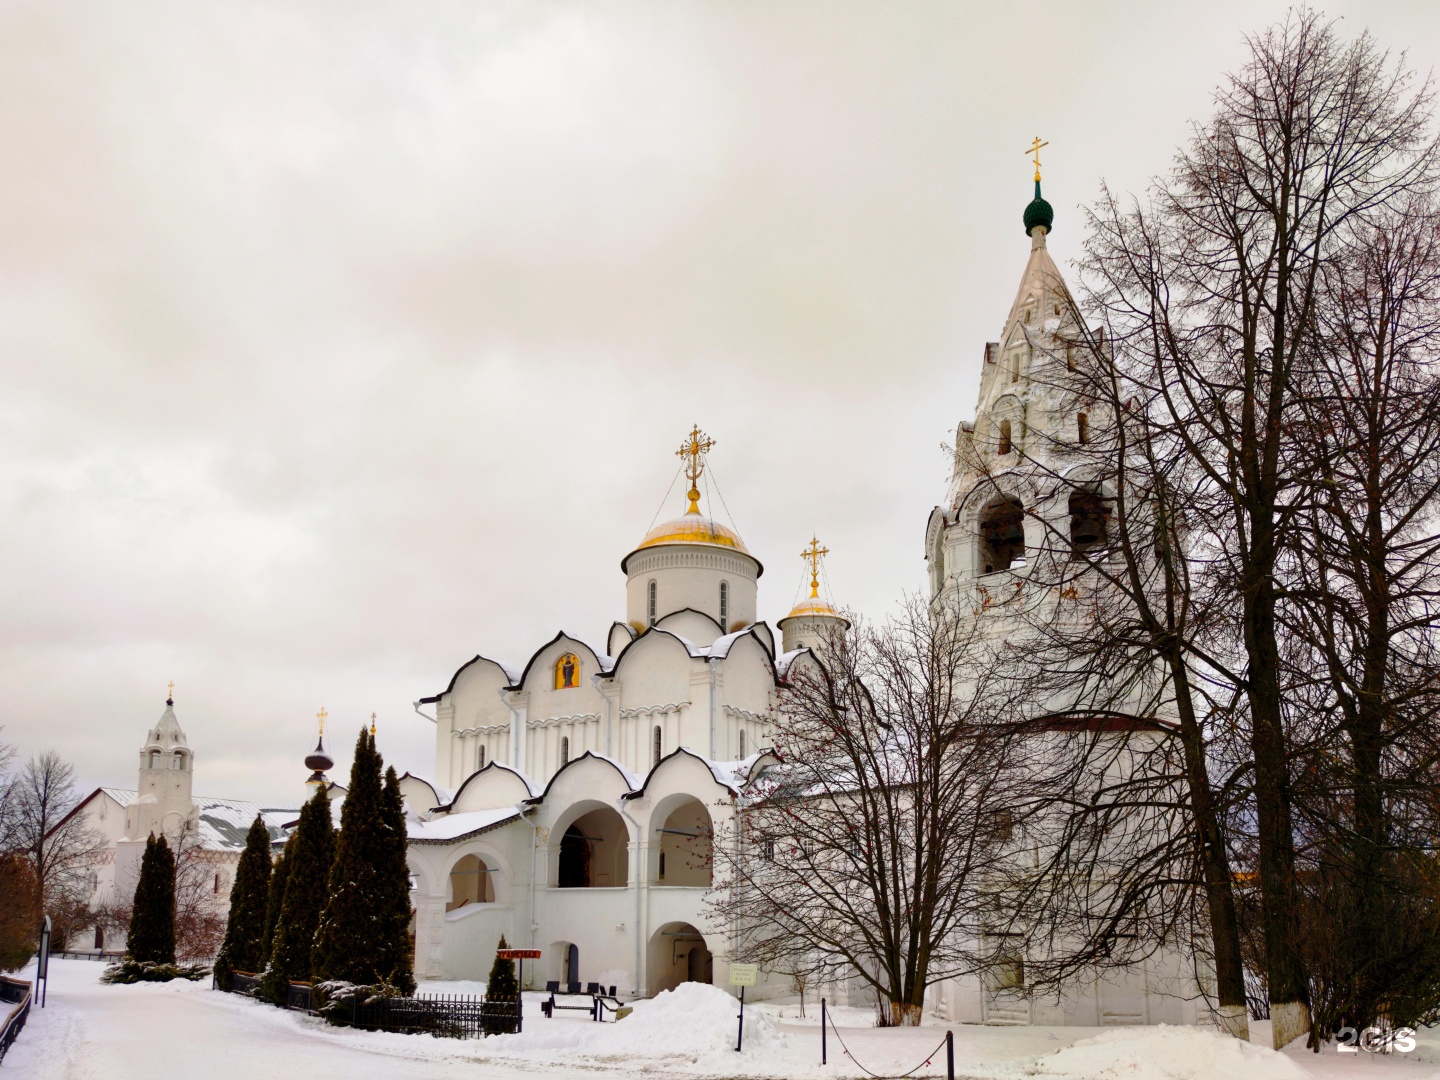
<box><xmin>3</xmin><ymin>1</ymin><xmax>1439</xmax><ymax>807</ymax></box>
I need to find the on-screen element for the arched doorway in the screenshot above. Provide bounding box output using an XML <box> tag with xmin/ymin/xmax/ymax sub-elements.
<box><xmin>647</xmin><ymin>922</ymin><xmax>712</xmax><ymax>994</ymax></box>
<box><xmin>555</xmin><ymin>806</ymin><xmax>629</xmax><ymax>887</ymax></box>
<box><xmin>447</xmin><ymin>853</ymin><xmax>495</xmax><ymax>909</ymax></box>
<box><xmin>652</xmin><ymin>797</ymin><xmax>713</xmax><ymax>887</ymax></box>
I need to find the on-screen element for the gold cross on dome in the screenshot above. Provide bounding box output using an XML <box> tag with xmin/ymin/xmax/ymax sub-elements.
<box><xmin>675</xmin><ymin>425</ymin><xmax>716</xmax><ymax>514</ymax></box>
<box><xmin>370</xmin><ymin>712</ymin><xmax>377</xmax><ymax>737</ymax></box>
<box><xmin>316</xmin><ymin>706</ymin><xmax>328</xmax><ymax>735</ymax></box>
<box><xmin>1025</xmin><ymin>136</ymin><xmax>1049</xmax><ymax>183</ymax></box>
<box><xmin>166</xmin><ymin>680</ymin><xmax>175</xmax><ymax>702</ymax></box>
<box><xmin>801</xmin><ymin>537</ymin><xmax>830</xmax><ymax>598</ymax></box>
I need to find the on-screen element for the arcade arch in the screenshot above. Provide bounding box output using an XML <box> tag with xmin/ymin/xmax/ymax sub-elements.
<box><xmin>555</xmin><ymin>805</ymin><xmax>629</xmax><ymax>888</ymax></box>
<box><xmin>652</xmin><ymin>796</ymin><xmax>713</xmax><ymax>887</ymax></box>
<box><xmin>648</xmin><ymin>922</ymin><xmax>712</xmax><ymax>994</ymax></box>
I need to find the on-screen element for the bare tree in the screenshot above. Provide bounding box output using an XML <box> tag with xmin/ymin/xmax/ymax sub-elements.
<box><xmin>172</xmin><ymin>818</ymin><xmax>228</xmax><ymax>960</ymax></box>
<box><xmin>9</xmin><ymin>751</ymin><xmax>103</xmax><ymax>929</ymax></box>
<box><xmin>1281</xmin><ymin>196</ymin><xmax>1440</xmax><ymax>1041</ymax></box>
<box><xmin>709</xmin><ymin>598</ymin><xmax>1029</xmax><ymax>1026</ymax></box>
<box><xmin>1078</xmin><ymin>10</ymin><xmax>1437</xmax><ymax>1045</ymax></box>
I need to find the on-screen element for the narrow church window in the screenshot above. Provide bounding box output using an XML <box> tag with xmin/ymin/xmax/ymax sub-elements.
<box><xmin>762</xmin><ymin>837</ymin><xmax>775</xmax><ymax>861</ymax></box>
<box><xmin>1066</xmin><ymin>344</ymin><xmax>1075</xmax><ymax>371</ymax></box>
<box><xmin>560</xmin><ymin>736</ymin><xmax>570</xmax><ymax>766</ymax></box>
<box><xmin>658</xmin><ymin>851</ymin><xmax>666</xmax><ymax>880</ymax></box>
<box><xmin>653</xmin><ymin>725</ymin><xmax>662</xmax><ymax>766</ymax></box>
<box><xmin>213</xmin><ymin>872</ymin><xmax>220</xmax><ymax>894</ymax></box>
<box><xmin>1077</xmin><ymin>412</ymin><xmax>1089</xmax><ymax>445</ymax></box>
<box><xmin>149</xmin><ymin>751</ymin><xmax>159</xmax><ymax>768</ymax></box>
<box><xmin>1069</xmin><ymin>491</ymin><xmax>1110</xmax><ymax>554</ymax></box>
<box><xmin>647</xmin><ymin>580</ymin><xmax>657</xmax><ymax>626</ymax></box>
<box><xmin>998</xmin><ymin>420</ymin><xmax>1012</xmax><ymax>456</ymax></box>
<box><xmin>977</xmin><ymin>497</ymin><xmax>1025</xmax><ymax>574</ymax></box>
<box><xmin>719</xmin><ymin>581</ymin><xmax>729</xmax><ymax>628</ymax></box>
<box><xmin>555</xmin><ymin>653</ymin><xmax>580</xmax><ymax>689</ymax></box>
<box><xmin>739</xmin><ymin>729</ymin><xmax>746</xmax><ymax>759</ymax></box>
<box><xmin>478</xmin><ymin>745</ymin><xmax>486</xmax><ymax>768</ymax></box>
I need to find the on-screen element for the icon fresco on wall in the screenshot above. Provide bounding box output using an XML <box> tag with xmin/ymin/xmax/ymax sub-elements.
<box><xmin>555</xmin><ymin>653</ymin><xmax>580</xmax><ymax>689</ymax></box>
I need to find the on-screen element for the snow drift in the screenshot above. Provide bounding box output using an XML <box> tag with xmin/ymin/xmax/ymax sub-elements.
<box><xmin>487</xmin><ymin>982</ymin><xmax>782</xmax><ymax>1066</ymax></box>
<box><xmin>1008</xmin><ymin>1025</ymin><xmax>1308</xmax><ymax>1080</ymax></box>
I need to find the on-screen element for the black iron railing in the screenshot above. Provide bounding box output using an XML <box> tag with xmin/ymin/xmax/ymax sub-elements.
<box><xmin>0</xmin><ymin>976</ymin><xmax>33</xmax><ymax>1065</ymax></box>
<box><xmin>216</xmin><ymin>974</ymin><xmax>519</xmax><ymax>1038</ymax></box>
<box><xmin>348</xmin><ymin>993</ymin><xmax>520</xmax><ymax>1038</ymax></box>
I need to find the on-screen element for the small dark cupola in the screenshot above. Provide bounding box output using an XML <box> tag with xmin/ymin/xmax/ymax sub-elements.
<box><xmin>305</xmin><ymin>706</ymin><xmax>335</xmax><ymax>790</ymax></box>
<box><xmin>1023</xmin><ymin>136</ymin><xmax>1054</xmax><ymax>237</ymax></box>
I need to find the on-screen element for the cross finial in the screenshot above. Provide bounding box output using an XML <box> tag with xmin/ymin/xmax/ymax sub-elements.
<box><xmin>1025</xmin><ymin>136</ymin><xmax>1049</xmax><ymax>183</ymax></box>
<box><xmin>675</xmin><ymin>425</ymin><xmax>716</xmax><ymax>515</ymax></box>
<box><xmin>316</xmin><ymin>706</ymin><xmax>327</xmax><ymax>735</ymax></box>
<box><xmin>166</xmin><ymin>680</ymin><xmax>175</xmax><ymax>705</ymax></box>
<box><xmin>370</xmin><ymin>712</ymin><xmax>377</xmax><ymax>737</ymax></box>
<box><xmin>801</xmin><ymin>537</ymin><xmax>830</xmax><ymax>599</ymax></box>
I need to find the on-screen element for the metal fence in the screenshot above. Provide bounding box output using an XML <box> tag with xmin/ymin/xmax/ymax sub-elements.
<box><xmin>0</xmin><ymin>976</ymin><xmax>33</xmax><ymax>1066</ymax></box>
<box><xmin>218</xmin><ymin>973</ymin><xmax>519</xmax><ymax>1038</ymax></box>
<box><xmin>349</xmin><ymin>993</ymin><xmax>520</xmax><ymax>1038</ymax></box>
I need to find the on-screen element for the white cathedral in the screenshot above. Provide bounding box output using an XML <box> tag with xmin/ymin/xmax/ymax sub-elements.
<box><xmin>73</xmin><ymin>165</ymin><xmax>1214</xmax><ymax>1027</ymax></box>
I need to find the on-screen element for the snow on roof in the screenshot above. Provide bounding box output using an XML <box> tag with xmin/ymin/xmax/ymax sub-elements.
<box><xmin>98</xmin><ymin>789</ymin><xmax>298</xmax><ymax>851</ymax></box>
<box><xmin>407</xmin><ymin>806</ymin><xmax>522</xmax><ymax>844</ymax></box>
<box><xmin>688</xmin><ymin>751</ymin><xmax>774</xmax><ymax>794</ymax></box>
<box><xmin>775</xmin><ymin>648</ymin><xmax>808</xmax><ymax>677</ymax></box>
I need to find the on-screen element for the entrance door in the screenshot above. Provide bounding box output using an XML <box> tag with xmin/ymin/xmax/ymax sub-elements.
<box><xmin>565</xmin><ymin>943</ymin><xmax>579</xmax><ymax>987</ymax></box>
<box><xmin>686</xmin><ymin>944</ymin><xmax>712</xmax><ymax>984</ymax></box>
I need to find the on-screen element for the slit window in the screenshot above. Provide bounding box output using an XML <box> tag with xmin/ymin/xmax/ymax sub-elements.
<box><xmin>1077</xmin><ymin>412</ymin><xmax>1089</xmax><ymax>445</ymax></box>
<box><xmin>978</xmin><ymin>497</ymin><xmax>1025</xmax><ymax>574</ymax></box>
<box><xmin>478</xmin><ymin>745</ymin><xmax>486</xmax><ymax>768</ymax></box>
<box><xmin>1069</xmin><ymin>491</ymin><xmax>1110</xmax><ymax>554</ymax></box>
<box><xmin>653</xmin><ymin>725</ymin><xmax>662</xmax><ymax>766</ymax></box>
<box><xmin>998</xmin><ymin>419</ymin><xmax>1012</xmax><ymax>456</ymax></box>
<box><xmin>647</xmin><ymin>580</ymin><xmax>657</xmax><ymax>626</ymax></box>
<box><xmin>719</xmin><ymin>581</ymin><xmax>729</xmax><ymax>628</ymax></box>
<box><xmin>560</xmin><ymin>736</ymin><xmax>570</xmax><ymax>766</ymax></box>
<box><xmin>739</xmin><ymin>729</ymin><xmax>746</xmax><ymax>759</ymax></box>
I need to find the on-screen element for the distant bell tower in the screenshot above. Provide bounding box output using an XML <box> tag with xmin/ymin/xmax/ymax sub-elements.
<box><xmin>132</xmin><ymin>682</ymin><xmax>195</xmax><ymax>841</ymax></box>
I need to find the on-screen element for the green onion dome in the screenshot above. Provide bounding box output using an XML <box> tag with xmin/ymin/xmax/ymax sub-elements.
<box><xmin>1023</xmin><ymin>180</ymin><xmax>1054</xmax><ymax>236</ymax></box>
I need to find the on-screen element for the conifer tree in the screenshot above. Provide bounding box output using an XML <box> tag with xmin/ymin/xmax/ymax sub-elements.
<box><xmin>214</xmin><ymin>816</ymin><xmax>273</xmax><ymax>989</ymax></box>
<box><xmin>127</xmin><ymin>834</ymin><xmax>176</xmax><ymax>964</ymax></box>
<box><xmin>259</xmin><ymin>836</ymin><xmax>292</xmax><ymax>970</ymax></box>
<box><xmin>486</xmin><ymin>934</ymin><xmax>518</xmax><ymax>999</ymax></box>
<box><xmin>376</xmin><ymin>765</ymin><xmax>416</xmax><ymax>993</ymax></box>
<box><xmin>262</xmin><ymin>784</ymin><xmax>334</xmax><ymax>1003</ymax></box>
<box><xmin>483</xmin><ymin>934</ymin><xmax>518</xmax><ymax>1035</ymax></box>
<box><xmin>312</xmin><ymin>730</ymin><xmax>415</xmax><ymax>993</ymax></box>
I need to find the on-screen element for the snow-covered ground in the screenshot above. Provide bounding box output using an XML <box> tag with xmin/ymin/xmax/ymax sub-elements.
<box><xmin>5</xmin><ymin>959</ymin><xmax>1440</xmax><ymax>1080</ymax></box>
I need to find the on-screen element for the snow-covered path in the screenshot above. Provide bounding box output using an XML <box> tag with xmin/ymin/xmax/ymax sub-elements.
<box><xmin>2</xmin><ymin>961</ymin><xmax>577</xmax><ymax>1080</ymax></box>
<box><xmin>7</xmin><ymin>960</ymin><xmax>1440</xmax><ymax>1080</ymax></box>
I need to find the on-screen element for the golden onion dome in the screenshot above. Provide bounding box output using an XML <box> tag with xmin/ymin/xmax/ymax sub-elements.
<box><xmin>633</xmin><ymin>512</ymin><xmax>751</xmax><ymax>556</ymax></box>
<box><xmin>782</xmin><ymin>596</ymin><xmax>842</xmax><ymax>621</ymax></box>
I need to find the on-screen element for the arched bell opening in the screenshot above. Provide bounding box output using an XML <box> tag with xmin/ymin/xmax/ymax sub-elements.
<box><xmin>1068</xmin><ymin>490</ymin><xmax>1111</xmax><ymax>554</ymax></box>
<box><xmin>978</xmin><ymin>496</ymin><xmax>1025</xmax><ymax>574</ymax></box>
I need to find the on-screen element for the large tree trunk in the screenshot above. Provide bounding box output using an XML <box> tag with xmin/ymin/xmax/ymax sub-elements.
<box><xmin>1169</xmin><ymin>655</ymin><xmax>1249</xmax><ymax>1039</ymax></box>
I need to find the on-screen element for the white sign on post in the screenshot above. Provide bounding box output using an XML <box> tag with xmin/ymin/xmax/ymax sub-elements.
<box><xmin>728</xmin><ymin>963</ymin><xmax>758</xmax><ymax>987</ymax></box>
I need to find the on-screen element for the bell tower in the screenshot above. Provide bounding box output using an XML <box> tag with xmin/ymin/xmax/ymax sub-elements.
<box><xmin>131</xmin><ymin>683</ymin><xmax>195</xmax><ymax>841</ymax></box>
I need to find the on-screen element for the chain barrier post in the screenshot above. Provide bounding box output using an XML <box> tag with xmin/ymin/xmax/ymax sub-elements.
<box><xmin>821</xmin><ymin>997</ymin><xmax>827</xmax><ymax>1065</ymax></box>
<box><xmin>946</xmin><ymin>1029</ymin><xmax>954</xmax><ymax>1080</ymax></box>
